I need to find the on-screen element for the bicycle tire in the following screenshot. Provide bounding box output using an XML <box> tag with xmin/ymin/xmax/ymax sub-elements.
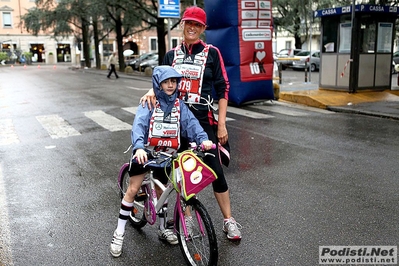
<box><xmin>118</xmin><ymin>166</ymin><xmax>148</xmax><ymax>229</ymax></box>
<box><xmin>175</xmin><ymin>198</ymin><xmax>218</xmax><ymax>266</ymax></box>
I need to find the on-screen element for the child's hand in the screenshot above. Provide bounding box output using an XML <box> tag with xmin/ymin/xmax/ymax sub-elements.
<box><xmin>133</xmin><ymin>149</ymin><xmax>148</xmax><ymax>164</ymax></box>
<box><xmin>201</xmin><ymin>140</ymin><xmax>213</xmax><ymax>150</ymax></box>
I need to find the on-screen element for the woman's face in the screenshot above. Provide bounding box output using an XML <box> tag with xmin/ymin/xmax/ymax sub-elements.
<box><xmin>182</xmin><ymin>20</ymin><xmax>205</xmax><ymax>44</ymax></box>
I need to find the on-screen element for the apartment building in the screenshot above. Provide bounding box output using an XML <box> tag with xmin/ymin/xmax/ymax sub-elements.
<box><xmin>0</xmin><ymin>0</ymin><xmax>184</xmax><ymax>66</ymax></box>
<box><xmin>0</xmin><ymin>0</ymin><xmax>76</xmax><ymax>64</ymax></box>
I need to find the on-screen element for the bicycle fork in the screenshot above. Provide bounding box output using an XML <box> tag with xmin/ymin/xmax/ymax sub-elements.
<box><xmin>175</xmin><ymin>196</ymin><xmax>206</xmax><ymax>240</ymax></box>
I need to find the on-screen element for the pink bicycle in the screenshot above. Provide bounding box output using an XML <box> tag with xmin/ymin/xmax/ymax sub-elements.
<box><xmin>117</xmin><ymin>144</ymin><xmax>218</xmax><ymax>266</ymax></box>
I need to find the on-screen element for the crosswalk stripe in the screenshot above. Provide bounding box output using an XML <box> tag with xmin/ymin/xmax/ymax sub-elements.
<box><xmin>227</xmin><ymin>106</ymin><xmax>274</xmax><ymax>119</ymax></box>
<box><xmin>84</xmin><ymin>110</ymin><xmax>131</xmax><ymax>132</ymax></box>
<box><xmin>2</xmin><ymin>103</ymin><xmax>333</xmax><ymax>146</ymax></box>
<box><xmin>36</xmin><ymin>114</ymin><xmax>81</xmax><ymax>139</ymax></box>
<box><xmin>126</xmin><ymin>86</ymin><xmax>151</xmax><ymax>91</ymax></box>
<box><xmin>122</xmin><ymin>107</ymin><xmax>138</xmax><ymax>114</ymax></box>
<box><xmin>271</xmin><ymin>101</ymin><xmax>334</xmax><ymax>114</ymax></box>
<box><xmin>250</xmin><ymin>105</ymin><xmax>309</xmax><ymax>116</ymax></box>
<box><xmin>124</xmin><ymin>106</ymin><xmax>236</xmax><ymax>121</ymax></box>
<box><xmin>0</xmin><ymin>119</ymin><xmax>20</xmax><ymax>145</ymax></box>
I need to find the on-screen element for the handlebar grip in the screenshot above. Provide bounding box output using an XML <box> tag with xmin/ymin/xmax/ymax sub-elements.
<box><xmin>199</xmin><ymin>143</ymin><xmax>217</xmax><ymax>150</ymax></box>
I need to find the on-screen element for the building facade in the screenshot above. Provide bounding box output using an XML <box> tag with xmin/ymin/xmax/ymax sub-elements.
<box><xmin>1</xmin><ymin>0</ymin><xmax>183</xmax><ymax>66</ymax></box>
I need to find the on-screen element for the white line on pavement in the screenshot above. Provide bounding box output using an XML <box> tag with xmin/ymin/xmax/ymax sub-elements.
<box><xmin>84</xmin><ymin>110</ymin><xmax>131</xmax><ymax>132</ymax></box>
<box><xmin>227</xmin><ymin>106</ymin><xmax>275</xmax><ymax>119</ymax></box>
<box><xmin>0</xmin><ymin>163</ymin><xmax>14</xmax><ymax>265</ymax></box>
<box><xmin>126</xmin><ymin>86</ymin><xmax>151</xmax><ymax>91</ymax></box>
<box><xmin>122</xmin><ymin>107</ymin><xmax>138</xmax><ymax>114</ymax></box>
<box><xmin>0</xmin><ymin>119</ymin><xmax>20</xmax><ymax>146</ymax></box>
<box><xmin>250</xmin><ymin>105</ymin><xmax>309</xmax><ymax>116</ymax></box>
<box><xmin>36</xmin><ymin>115</ymin><xmax>81</xmax><ymax>139</ymax></box>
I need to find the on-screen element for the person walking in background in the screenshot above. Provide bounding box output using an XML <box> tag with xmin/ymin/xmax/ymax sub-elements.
<box><xmin>107</xmin><ymin>52</ymin><xmax>119</xmax><ymax>79</ymax></box>
<box><xmin>141</xmin><ymin>6</ymin><xmax>242</xmax><ymax>241</ymax></box>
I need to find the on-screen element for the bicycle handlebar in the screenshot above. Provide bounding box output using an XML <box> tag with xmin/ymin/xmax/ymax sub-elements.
<box><xmin>138</xmin><ymin>142</ymin><xmax>216</xmax><ymax>167</ymax></box>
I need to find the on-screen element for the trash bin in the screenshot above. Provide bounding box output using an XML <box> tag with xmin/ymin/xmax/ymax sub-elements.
<box><xmin>80</xmin><ymin>60</ymin><xmax>85</xmax><ymax>68</ymax></box>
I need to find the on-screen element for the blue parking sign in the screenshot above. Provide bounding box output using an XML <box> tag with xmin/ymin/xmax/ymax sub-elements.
<box><xmin>158</xmin><ymin>0</ymin><xmax>180</xmax><ymax>18</ymax></box>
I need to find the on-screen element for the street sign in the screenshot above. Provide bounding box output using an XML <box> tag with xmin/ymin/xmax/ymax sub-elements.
<box><xmin>158</xmin><ymin>0</ymin><xmax>180</xmax><ymax>18</ymax></box>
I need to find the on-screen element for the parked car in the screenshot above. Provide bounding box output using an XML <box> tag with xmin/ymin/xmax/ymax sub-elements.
<box><xmin>291</xmin><ymin>50</ymin><xmax>321</xmax><ymax>72</ymax></box>
<box><xmin>137</xmin><ymin>54</ymin><xmax>159</xmax><ymax>72</ymax></box>
<box><xmin>126</xmin><ymin>52</ymin><xmax>156</xmax><ymax>70</ymax></box>
<box><xmin>275</xmin><ymin>48</ymin><xmax>302</xmax><ymax>70</ymax></box>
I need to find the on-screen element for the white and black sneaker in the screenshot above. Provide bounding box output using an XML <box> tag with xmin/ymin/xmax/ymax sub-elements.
<box><xmin>110</xmin><ymin>230</ymin><xmax>124</xmax><ymax>257</ymax></box>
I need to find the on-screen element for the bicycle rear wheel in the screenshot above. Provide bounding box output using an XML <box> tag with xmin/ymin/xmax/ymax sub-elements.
<box><xmin>118</xmin><ymin>166</ymin><xmax>148</xmax><ymax>229</ymax></box>
<box><xmin>175</xmin><ymin>198</ymin><xmax>218</xmax><ymax>266</ymax></box>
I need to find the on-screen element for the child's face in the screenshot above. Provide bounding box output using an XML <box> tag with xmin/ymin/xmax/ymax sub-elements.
<box><xmin>160</xmin><ymin>78</ymin><xmax>178</xmax><ymax>96</ymax></box>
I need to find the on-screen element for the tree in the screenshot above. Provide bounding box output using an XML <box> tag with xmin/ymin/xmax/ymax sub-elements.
<box><xmin>20</xmin><ymin>0</ymin><xmax>204</xmax><ymax>70</ymax></box>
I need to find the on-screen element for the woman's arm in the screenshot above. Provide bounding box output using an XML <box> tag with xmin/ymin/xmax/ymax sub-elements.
<box><xmin>217</xmin><ymin>98</ymin><xmax>228</xmax><ymax>145</ymax></box>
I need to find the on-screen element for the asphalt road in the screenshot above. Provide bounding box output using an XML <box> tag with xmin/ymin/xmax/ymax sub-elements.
<box><xmin>1</xmin><ymin>65</ymin><xmax>398</xmax><ymax>265</ymax></box>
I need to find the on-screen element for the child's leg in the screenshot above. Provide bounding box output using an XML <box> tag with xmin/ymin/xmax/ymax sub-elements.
<box><xmin>116</xmin><ymin>173</ymin><xmax>146</xmax><ymax>235</ymax></box>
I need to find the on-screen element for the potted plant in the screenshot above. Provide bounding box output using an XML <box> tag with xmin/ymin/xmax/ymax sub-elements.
<box><xmin>0</xmin><ymin>52</ymin><xmax>8</xmax><ymax>65</ymax></box>
<box><xmin>23</xmin><ymin>52</ymin><xmax>33</xmax><ymax>65</ymax></box>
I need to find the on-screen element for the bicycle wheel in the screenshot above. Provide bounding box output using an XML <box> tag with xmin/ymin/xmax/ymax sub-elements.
<box><xmin>118</xmin><ymin>166</ymin><xmax>148</xmax><ymax>228</ymax></box>
<box><xmin>175</xmin><ymin>198</ymin><xmax>218</xmax><ymax>266</ymax></box>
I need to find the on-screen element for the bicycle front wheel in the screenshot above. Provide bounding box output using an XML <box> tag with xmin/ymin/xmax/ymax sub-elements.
<box><xmin>175</xmin><ymin>198</ymin><xmax>218</xmax><ymax>266</ymax></box>
<box><xmin>118</xmin><ymin>166</ymin><xmax>147</xmax><ymax>229</ymax></box>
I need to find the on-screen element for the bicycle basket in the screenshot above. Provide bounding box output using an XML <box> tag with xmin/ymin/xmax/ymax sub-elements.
<box><xmin>172</xmin><ymin>150</ymin><xmax>217</xmax><ymax>201</ymax></box>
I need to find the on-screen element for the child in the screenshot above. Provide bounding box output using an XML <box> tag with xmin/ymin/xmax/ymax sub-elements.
<box><xmin>110</xmin><ymin>66</ymin><xmax>213</xmax><ymax>258</ymax></box>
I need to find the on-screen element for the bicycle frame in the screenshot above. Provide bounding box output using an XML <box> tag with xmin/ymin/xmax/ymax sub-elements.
<box><xmin>117</xmin><ymin>160</ymin><xmax>206</xmax><ymax>239</ymax></box>
<box><xmin>117</xmin><ymin>147</ymin><xmax>219</xmax><ymax>265</ymax></box>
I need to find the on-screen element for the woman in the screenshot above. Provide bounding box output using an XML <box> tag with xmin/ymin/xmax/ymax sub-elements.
<box><xmin>110</xmin><ymin>66</ymin><xmax>213</xmax><ymax>257</ymax></box>
<box><xmin>142</xmin><ymin>6</ymin><xmax>241</xmax><ymax>240</ymax></box>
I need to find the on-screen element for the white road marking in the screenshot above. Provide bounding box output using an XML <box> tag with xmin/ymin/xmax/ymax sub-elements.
<box><xmin>126</xmin><ymin>86</ymin><xmax>151</xmax><ymax>91</ymax></box>
<box><xmin>214</xmin><ymin>114</ymin><xmax>235</xmax><ymax>122</ymax></box>
<box><xmin>122</xmin><ymin>107</ymin><xmax>138</xmax><ymax>114</ymax></box>
<box><xmin>227</xmin><ymin>106</ymin><xmax>274</xmax><ymax>119</ymax></box>
<box><xmin>272</xmin><ymin>101</ymin><xmax>334</xmax><ymax>114</ymax></box>
<box><xmin>250</xmin><ymin>105</ymin><xmax>309</xmax><ymax>116</ymax></box>
<box><xmin>84</xmin><ymin>110</ymin><xmax>131</xmax><ymax>131</ymax></box>
<box><xmin>0</xmin><ymin>119</ymin><xmax>20</xmax><ymax>146</ymax></box>
<box><xmin>0</xmin><ymin>163</ymin><xmax>14</xmax><ymax>265</ymax></box>
<box><xmin>123</xmin><ymin>106</ymin><xmax>236</xmax><ymax>122</ymax></box>
<box><xmin>36</xmin><ymin>115</ymin><xmax>81</xmax><ymax>139</ymax></box>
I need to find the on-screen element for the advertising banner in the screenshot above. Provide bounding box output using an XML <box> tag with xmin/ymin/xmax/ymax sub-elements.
<box><xmin>205</xmin><ymin>0</ymin><xmax>274</xmax><ymax>105</ymax></box>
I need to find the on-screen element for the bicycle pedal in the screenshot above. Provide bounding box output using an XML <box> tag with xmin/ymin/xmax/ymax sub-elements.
<box><xmin>135</xmin><ymin>192</ymin><xmax>147</xmax><ymax>201</ymax></box>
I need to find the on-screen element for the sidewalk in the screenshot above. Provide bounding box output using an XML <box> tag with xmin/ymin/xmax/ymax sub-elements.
<box><xmin>279</xmin><ymin>87</ymin><xmax>399</xmax><ymax>120</ymax></box>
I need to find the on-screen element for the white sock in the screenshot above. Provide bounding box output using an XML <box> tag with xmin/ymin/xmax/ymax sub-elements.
<box><xmin>116</xmin><ymin>199</ymin><xmax>133</xmax><ymax>235</ymax></box>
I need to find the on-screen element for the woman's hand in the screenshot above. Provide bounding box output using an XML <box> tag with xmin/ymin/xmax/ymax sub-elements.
<box><xmin>201</xmin><ymin>140</ymin><xmax>214</xmax><ymax>150</ymax></box>
<box><xmin>133</xmin><ymin>149</ymin><xmax>148</xmax><ymax>164</ymax></box>
<box><xmin>217</xmin><ymin>124</ymin><xmax>228</xmax><ymax>145</ymax></box>
<box><xmin>140</xmin><ymin>89</ymin><xmax>157</xmax><ymax>111</ymax></box>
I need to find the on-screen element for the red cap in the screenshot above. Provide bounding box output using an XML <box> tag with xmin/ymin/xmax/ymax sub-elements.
<box><xmin>182</xmin><ymin>6</ymin><xmax>206</xmax><ymax>26</ymax></box>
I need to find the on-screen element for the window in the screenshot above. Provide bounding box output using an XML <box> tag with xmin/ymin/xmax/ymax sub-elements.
<box><xmin>359</xmin><ymin>17</ymin><xmax>376</xmax><ymax>53</ymax></box>
<box><xmin>150</xmin><ymin>38</ymin><xmax>157</xmax><ymax>51</ymax></box>
<box><xmin>2</xmin><ymin>12</ymin><xmax>12</xmax><ymax>27</ymax></box>
<box><xmin>171</xmin><ymin>38</ymin><xmax>179</xmax><ymax>49</ymax></box>
<box><xmin>285</xmin><ymin>41</ymin><xmax>292</xmax><ymax>50</ymax></box>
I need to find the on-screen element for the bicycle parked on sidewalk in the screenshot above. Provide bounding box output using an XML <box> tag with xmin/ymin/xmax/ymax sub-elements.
<box><xmin>117</xmin><ymin>144</ymin><xmax>218</xmax><ymax>266</ymax></box>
